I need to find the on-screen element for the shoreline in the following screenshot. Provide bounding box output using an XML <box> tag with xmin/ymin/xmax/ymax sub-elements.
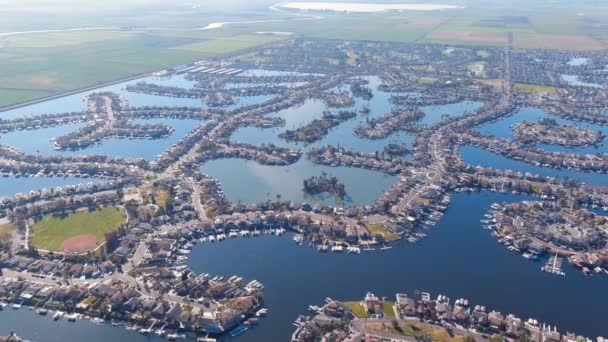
<box><xmin>0</xmin><ymin>72</ymin><xmax>153</xmax><ymax>115</ymax></box>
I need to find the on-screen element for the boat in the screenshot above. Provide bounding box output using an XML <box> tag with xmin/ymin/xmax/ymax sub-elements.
<box><xmin>230</xmin><ymin>324</ymin><xmax>249</xmax><ymax>337</ymax></box>
<box><xmin>11</xmin><ymin>303</ymin><xmax>21</xmax><ymax>310</ymax></box>
<box><xmin>308</xmin><ymin>305</ymin><xmax>322</xmax><ymax>314</ymax></box>
<box><xmin>53</xmin><ymin>311</ymin><xmax>64</xmax><ymax>320</ymax></box>
<box><xmin>347</xmin><ymin>246</ymin><xmax>361</xmax><ymax>254</ymax></box>
<box><xmin>91</xmin><ymin>317</ymin><xmax>105</xmax><ymax>325</ymax></box>
<box><xmin>36</xmin><ymin>308</ymin><xmax>48</xmax><ymax>315</ymax></box>
<box><xmin>197</xmin><ymin>337</ymin><xmax>216</xmax><ymax>342</ymax></box>
<box><xmin>245</xmin><ymin>318</ymin><xmax>259</xmax><ymax>325</ymax></box>
<box><xmin>255</xmin><ymin>308</ymin><xmax>268</xmax><ymax>317</ymax></box>
<box><xmin>66</xmin><ymin>313</ymin><xmax>78</xmax><ymax>322</ymax></box>
<box><xmin>167</xmin><ymin>333</ymin><xmax>186</xmax><ymax>340</ymax></box>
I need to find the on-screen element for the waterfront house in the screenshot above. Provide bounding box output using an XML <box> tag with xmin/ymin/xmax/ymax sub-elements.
<box><xmin>363</xmin><ymin>292</ymin><xmax>382</xmax><ymax>316</ymax></box>
<box><xmin>123</xmin><ymin>297</ymin><xmax>140</xmax><ymax>312</ymax></box>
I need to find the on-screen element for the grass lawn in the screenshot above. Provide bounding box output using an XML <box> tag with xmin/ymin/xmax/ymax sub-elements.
<box><xmin>31</xmin><ymin>206</ymin><xmax>126</xmax><ymax>251</ymax></box>
<box><xmin>142</xmin><ymin>186</ymin><xmax>170</xmax><ymax>208</ymax></box>
<box><xmin>0</xmin><ymin>223</ymin><xmax>16</xmax><ymax>241</ymax></box>
<box><xmin>368</xmin><ymin>223</ymin><xmax>399</xmax><ymax>241</ymax></box>
<box><xmin>343</xmin><ymin>301</ymin><xmax>367</xmax><ymax>318</ymax></box>
<box><xmin>478</xmin><ymin>79</ymin><xmax>505</xmax><ymax>89</ymax></box>
<box><xmin>366</xmin><ymin>321</ymin><xmax>469</xmax><ymax>342</ymax></box>
<box><xmin>382</xmin><ymin>301</ymin><xmax>396</xmax><ymax>318</ymax></box>
<box><xmin>514</xmin><ymin>83</ymin><xmax>558</xmax><ymax>94</ymax></box>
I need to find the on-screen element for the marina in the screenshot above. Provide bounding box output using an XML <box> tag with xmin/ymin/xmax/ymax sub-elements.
<box><xmin>183</xmin><ymin>192</ymin><xmax>608</xmax><ymax>341</ymax></box>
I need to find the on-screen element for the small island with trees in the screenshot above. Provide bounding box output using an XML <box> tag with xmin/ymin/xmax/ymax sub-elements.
<box><xmin>303</xmin><ymin>173</ymin><xmax>347</xmax><ymax>200</ymax></box>
<box><xmin>279</xmin><ymin>110</ymin><xmax>356</xmax><ymax>142</ymax></box>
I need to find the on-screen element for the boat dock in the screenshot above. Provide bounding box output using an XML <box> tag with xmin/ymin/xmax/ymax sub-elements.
<box><xmin>541</xmin><ymin>254</ymin><xmax>565</xmax><ymax>276</ymax></box>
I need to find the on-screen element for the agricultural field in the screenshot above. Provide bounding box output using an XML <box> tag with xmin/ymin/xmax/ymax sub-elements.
<box><xmin>2</xmin><ymin>2</ymin><xmax>608</xmax><ymax>109</ymax></box>
<box><xmin>0</xmin><ymin>29</ymin><xmax>286</xmax><ymax>108</ymax></box>
<box><xmin>30</xmin><ymin>206</ymin><xmax>127</xmax><ymax>253</ymax></box>
<box><xmin>172</xmin><ymin>34</ymin><xmax>284</xmax><ymax>54</ymax></box>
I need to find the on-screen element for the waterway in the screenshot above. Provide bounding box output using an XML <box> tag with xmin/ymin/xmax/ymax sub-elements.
<box><xmin>561</xmin><ymin>74</ymin><xmax>602</xmax><ymax>88</ymax></box>
<box><xmin>0</xmin><ymin>75</ymin><xmax>272</xmax><ymax>120</ymax></box>
<box><xmin>185</xmin><ymin>192</ymin><xmax>608</xmax><ymax>341</ymax></box>
<box><xmin>460</xmin><ymin>145</ymin><xmax>608</xmax><ymax>185</ymax></box>
<box><xmin>478</xmin><ymin>107</ymin><xmax>608</xmax><ymax>156</ymax></box>
<box><xmin>472</xmin><ymin>106</ymin><xmax>608</xmax><ymax>184</ymax></box>
<box><xmin>0</xmin><ymin>118</ymin><xmax>201</xmax><ymax>160</ymax></box>
<box><xmin>4</xmin><ymin>192</ymin><xmax>605</xmax><ymax>341</ymax></box>
<box><xmin>205</xmin><ymin>77</ymin><xmax>481</xmax><ymax>206</ymax></box>
<box><xmin>0</xmin><ymin>72</ymin><xmax>607</xmax><ymax>341</ymax></box>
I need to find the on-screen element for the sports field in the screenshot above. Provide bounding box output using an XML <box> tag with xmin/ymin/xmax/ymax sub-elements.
<box><xmin>31</xmin><ymin>206</ymin><xmax>127</xmax><ymax>253</ymax></box>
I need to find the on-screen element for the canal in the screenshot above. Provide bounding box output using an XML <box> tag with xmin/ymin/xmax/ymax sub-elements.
<box><xmin>0</xmin><ymin>71</ymin><xmax>607</xmax><ymax>341</ymax></box>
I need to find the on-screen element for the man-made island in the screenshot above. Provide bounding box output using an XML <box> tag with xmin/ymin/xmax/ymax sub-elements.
<box><xmin>292</xmin><ymin>290</ymin><xmax>603</xmax><ymax>342</ymax></box>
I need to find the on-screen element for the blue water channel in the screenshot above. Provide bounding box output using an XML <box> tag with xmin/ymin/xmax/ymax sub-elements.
<box><xmin>0</xmin><ymin>72</ymin><xmax>607</xmax><ymax>341</ymax></box>
<box><xmin>204</xmin><ymin>77</ymin><xmax>482</xmax><ymax>207</ymax></box>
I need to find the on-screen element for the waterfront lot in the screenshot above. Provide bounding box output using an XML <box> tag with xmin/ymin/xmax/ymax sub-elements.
<box><xmin>31</xmin><ymin>206</ymin><xmax>126</xmax><ymax>253</ymax></box>
<box><xmin>0</xmin><ymin>223</ymin><xmax>16</xmax><ymax>243</ymax></box>
<box><xmin>365</xmin><ymin>321</ymin><xmax>468</xmax><ymax>342</ymax></box>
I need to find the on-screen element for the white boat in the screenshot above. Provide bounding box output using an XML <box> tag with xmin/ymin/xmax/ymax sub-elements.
<box><xmin>347</xmin><ymin>246</ymin><xmax>361</xmax><ymax>254</ymax></box>
<box><xmin>91</xmin><ymin>317</ymin><xmax>104</xmax><ymax>325</ymax></box>
<box><xmin>255</xmin><ymin>308</ymin><xmax>268</xmax><ymax>317</ymax></box>
<box><xmin>167</xmin><ymin>333</ymin><xmax>186</xmax><ymax>340</ymax></box>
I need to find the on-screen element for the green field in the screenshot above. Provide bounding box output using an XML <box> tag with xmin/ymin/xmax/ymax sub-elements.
<box><xmin>31</xmin><ymin>206</ymin><xmax>126</xmax><ymax>252</ymax></box>
<box><xmin>0</xmin><ymin>223</ymin><xmax>16</xmax><ymax>240</ymax></box>
<box><xmin>366</xmin><ymin>321</ymin><xmax>469</xmax><ymax>342</ymax></box>
<box><xmin>2</xmin><ymin>2</ymin><xmax>608</xmax><ymax>109</ymax></box>
<box><xmin>0</xmin><ymin>29</ymin><xmax>286</xmax><ymax>108</ymax></box>
<box><xmin>368</xmin><ymin>223</ymin><xmax>399</xmax><ymax>241</ymax></box>
<box><xmin>514</xmin><ymin>83</ymin><xmax>558</xmax><ymax>94</ymax></box>
<box><xmin>343</xmin><ymin>301</ymin><xmax>367</xmax><ymax>318</ymax></box>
